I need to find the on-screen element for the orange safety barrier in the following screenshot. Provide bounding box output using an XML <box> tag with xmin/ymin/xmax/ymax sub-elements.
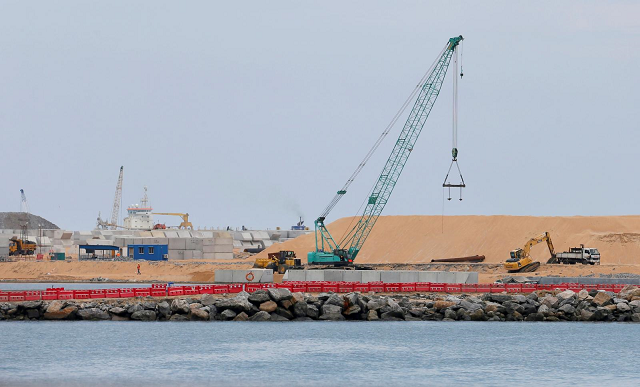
<box><xmin>597</xmin><ymin>284</ymin><xmax>614</xmax><ymax>292</ymax></box>
<box><xmin>354</xmin><ymin>283</ymin><xmax>370</xmax><ymax>292</ymax></box>
<box><xmin>182</xmin><ymin>286</ymin><xmax>199</xmax><ymax>296</ymax></box>
<box><xmin>291</xmin><ymin>283</ymin><xmax>307</xmax><ymax>293</ymax></box>
<box><xmin>151</xmin><ymin>284</ymin><xmax>168</xmax><ymax>289</ymax></box>
<box><xmin>150</xmin><ymin>288</ymin><xmax>166</xmax><ymax>297</ymax></box>
<box><xmin>613</xmin><ymin>284</ymin><xmax>627</xmax><ymax>292</ymax></box>
<box><xmin>429</xmin><ymin>283</ymin><xmax>445</xmax><ymax>292</ymax></box>
<box><xmin>245</xmin><ymin>284</ymin><xmax>262</xmax><ymax>293</ymax></box>
<box><xmin>0</xmin><ymin>292</ymin><xmax>9</xmax><ymax>302</ymax></box>
<box><xmin>476</xmin><ymin>284</ymin><xmax>491</xmax><ymax>293</ymax></box>
<box><xmin>105</xmin><ymin>290</ymin><xmax>120</xmax><ymax>298</ymax></box>
<box><xmin>24</xmin><ymin>291</ymin><xmax>41</xmax><ymax>301</ymax></box>
<box><xmin>415</xmin><ymin>283</ymin><xmax>431</xmax><ymax>292</ymax></box>
<box><xmin>369</xmin><ymin>283</ymin><xmax>384</xmax><ymax>292</ymax></box>
<box><xmin>167</xmin><ymin>287</ymin><xmax>184</xmax><ymax>296</ymax></box>
<box><xmin>521</xmin><ymin>284</ymin><xmax>537</xmax><ymax>293</ymax></box>
<box><xmin>120</xmin><ymin>289</ymin><xmax>135</xmax><ymax>298</ymax></box>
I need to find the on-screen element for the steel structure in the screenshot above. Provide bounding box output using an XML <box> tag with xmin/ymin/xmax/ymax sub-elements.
<box><xmin>110</xmin><ymin>166</ymin><xmax>124</xmax><ymax>230</ymax></box>
<box><xmin>309</xmin><ymin>35</ymin><xmax>463</xmax><ymax>265</ymax></box>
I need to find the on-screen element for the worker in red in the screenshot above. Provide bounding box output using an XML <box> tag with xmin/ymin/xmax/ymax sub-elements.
<box><xmin>137</xmin><ymin>263</ymin><xmax>141</xmax><ymax>275</ymax></box>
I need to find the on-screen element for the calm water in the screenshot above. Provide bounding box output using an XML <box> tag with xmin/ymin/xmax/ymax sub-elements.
<box><xmin>0</xmin><ymin>321</ymin><xmax>638</xmax><ymax>386</ymax></box>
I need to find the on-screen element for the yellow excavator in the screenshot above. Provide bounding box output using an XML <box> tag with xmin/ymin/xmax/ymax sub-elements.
<box><xmin>152</xmin><ymin>213</ymin><xmax>193</xmax><ymax>229</ymax></box>
<box><xmin>505</xmin><ymin>232</ymin><xmax>556</xmax><ymax>273</ymax></box>
<box><xmin>254</xmin><ymin>251</ymin><xmax>303</xmax><ymax>274</ymax></box>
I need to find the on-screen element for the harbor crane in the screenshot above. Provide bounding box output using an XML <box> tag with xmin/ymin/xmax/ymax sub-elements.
<box><xmin>97</xmin><ymin>166</ymin><xmax>124</xmax><ymax>230</ymax></box>
<box><xmin>308</xmin><ymin>35</ymin><xmax>465</xmax><ymax>266</ymax></box>
<box><xmin>152</xmin><ymin>213</ymin><xmax>193</xmax><ymax>230</ymax></box>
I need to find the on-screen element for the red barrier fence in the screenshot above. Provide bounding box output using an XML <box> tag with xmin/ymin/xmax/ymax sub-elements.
<box><xmin>2</xmin><ymin>281</ymin><xmax>638</xmax><ymax>302</ymax></box>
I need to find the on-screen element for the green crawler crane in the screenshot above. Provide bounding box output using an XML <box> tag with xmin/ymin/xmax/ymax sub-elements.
<box><xmin>308</xmin><ymin>35</ymin><xmax>464</xmax><ymax>266</ymax></box>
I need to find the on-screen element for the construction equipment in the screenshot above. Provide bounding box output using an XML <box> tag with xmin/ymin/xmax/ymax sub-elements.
<box><xmin>152</xmin><ymin>213</ymin><xmax>193</xmax><ymax>229</ymax></box>
<box><xmin>548</xmin><ymin>244</ymin><xmax>600</xmax><ymax>265</ymax></box>
<box><xmin>254</xmin><ymin>250</ymin><xmax>303</xmax><ymax>274</ymax></box>
<box><xmin>505</xmin><ymin>232</ymin><xmax>556</xmax><ymax>273</ymax></box>
<box><xmin>9</xmin><ymin>236</ymin><xmax>36</xmax><ymax>256</ymax></box>
<box><xmin>308</xmin><ymin>35</ymin><xmax>465</xmax><ymax>266</ymax></box>
<box><xmin>97</xmin><ymin>166</ymin><xmax>124</xmax><ymax>230</ymax></box>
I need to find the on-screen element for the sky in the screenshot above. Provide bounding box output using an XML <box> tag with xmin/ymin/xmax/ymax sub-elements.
<box><xmin>1</xmin><ymin>1</ymin><xmax>639</xmax><ymax>231</ymax></box>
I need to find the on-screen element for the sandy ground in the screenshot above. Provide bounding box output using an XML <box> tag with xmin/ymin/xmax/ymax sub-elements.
<box><xmin>256</xmin><ymin>215</ymin><xmax>640</xmax><ymax>265</ymax></box>
<box><xmin>4</xmin><ymin>215</ymin><xmax>640</xmax><ymax>283</ymax></box>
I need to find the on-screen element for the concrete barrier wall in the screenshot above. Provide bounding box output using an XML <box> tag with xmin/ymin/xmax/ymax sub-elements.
<box><xmin>216</xmin><ymin>269</ymin><xmax>273</xmax><ymax>283</ymax></box>
<box><xmin>285</xmin><ymin>270</ymin><xmax>478</xmax><ymax>284</ymax></box>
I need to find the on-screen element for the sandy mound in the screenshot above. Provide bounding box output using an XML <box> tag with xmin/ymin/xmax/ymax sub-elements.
<box><xmin>256</xmin><ymin>215</ymin><xmax>640</xmax><ymax>265</ymax></box>
<box><xmin>0</xmin><ymin>212</ymin><xmax>59</xmax><ymax>229</ymax></box>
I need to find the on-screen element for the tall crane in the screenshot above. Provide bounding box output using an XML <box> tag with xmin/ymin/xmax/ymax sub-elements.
<box><xmin>152</xmin><ymin>213</ymin><xmax>193</xmax><ymax>230</ymax></box>
<box><xmin>20</xmin><ymin>189</ymin><xmax>29</xmax><ymax>214</ymax></box>
<box><xmin>308</xmin><ymin>35</ymin><xmax>464</xmax><ymax>266</ymax></box>
<box><xmin>110</xmin><ymin>166</ymin><xmax>124</xmax><ymax>230</ymax></box>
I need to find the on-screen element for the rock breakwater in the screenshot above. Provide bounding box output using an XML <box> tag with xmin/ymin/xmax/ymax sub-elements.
<box><xmin>4</xmin><ymin>286</ymin><xmax>640</xmax><ymax>322</ymax></box>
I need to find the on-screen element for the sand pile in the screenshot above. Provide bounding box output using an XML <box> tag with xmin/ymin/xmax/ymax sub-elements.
<box><xmin>256</xmin><ymin>215</ymin><xmax>640</xmax><ymax>265</ymax></box>
<box><xmin>0</xmin><ymin>212</ymin><xmax>59</xmax><ymax>230</ymax></box>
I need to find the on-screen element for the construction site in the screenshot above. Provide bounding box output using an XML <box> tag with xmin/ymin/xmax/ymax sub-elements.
<box><xmin>2</xmin><ymin>35</ymin><xmax>639</xmax><ymax>295</ymax></box>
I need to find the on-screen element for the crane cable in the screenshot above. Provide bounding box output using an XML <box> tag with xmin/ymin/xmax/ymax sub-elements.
<box><xmin>319</xmin><ymin>44</ymin><xmax>449</xmax><ymax>220</ymax></box>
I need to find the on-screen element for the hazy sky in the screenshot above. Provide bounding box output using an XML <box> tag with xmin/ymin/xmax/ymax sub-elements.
<box><xmin>1</xmin><ymin>1</ymin><xmax>639</xmax><ymax>230</ymax></box>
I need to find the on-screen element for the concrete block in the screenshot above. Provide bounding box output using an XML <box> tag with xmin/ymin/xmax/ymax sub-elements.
<box><xmin>466</xmin><ymin>272</ymin><xmax>479</xmax><ymax>284</ymax></box>
<box><xmin>215</xmin><ymin>270</ymin><xmax>233</xmax><ymax>283</ymax></box>
<box><xmin>168</xmin><ymin>239</ymin><xmax>186</xmax><ymax>250</ymax></box>
<box><xmin>177</xmin><ymin>230</ymin><xmax>191</xmax><ymax>238</ymax></box>
<box><xmin>361</xmin><ymin>271</ymin><xmax>381</xmax><ymax>283</ymax></box>
<box><xmin>342</xmin><ymin>271</ymin><xmax>363</xmax><ymax>283</ymax></box>
<box><xmin>418</xmin><ymin>271</ymin><xmax>438</xmax><ymax>283</ymax></box>
<box><xmin>454</xmin><ymin>272</ymin><xmax>470</xmax><ymax>284</ymax></box>
<box><xmin>203</xmin><ymin>252</ymin><xmax>216</xmax><ymax>259</ymax></box>
<box><xmin>398</xmin><ymin>271</ymin><xmax>419</xmax><ymax>283</ymax></box>
<box><xmin>213</xmin><ymin>244</ymin><xmax>233</xmax><ymax>253</ymax></box>
<box><xmin>216</xmin><ymin>237</ymin><xmax>234</xmax><ymax>245</ymax></box>
<box><xmin>381</xmin><ymin>271</ymin><xmax>402</xmax><ymax>283</ymax></box>
<box><xmin>190</xmin><ymin>231</ymin><xmax>203</xmax><ymax>238</ymax></box>
<box><xmin>436</xmin><ymin>272</ymin><xmax>456</xmax><ymax>284</ymax></box>
<box><xmin>183</xmin><ymin>250</ymin><xmax>194</xmax><ymax>260</ymax></box>
<box><xmin>168</xmin><ymin>250</ymin><xmax>185</xmax><ymax>260</ymax></box>
<box><xmin>192</xmin><ymin>250</ymin><xmax>203</xmax><ymax>260</ymax></box>
<box><xmin>164</xmin><ymin>231</ymin><xmax>179</xmax><ymax>238</ymax></box>
<box><xmin>324</xmin><ymin>270</ymin><xmax>344</xmax><ymax>282</ymax></box>
<box><xmin>305</xmin><ymin>270</ymin><xmax>325</xmax><ymax>281</ymax></box>
<box><xmin>231</xmin><ymin>269</ymin><xmax>272</xmax><ymax>283</ymax></box>
<box><xmin>287</xmin><ymin>270</ymin><xmax>307</xmax><ymax>281</ymax></box>
<box><xmin>150</xmin><ymin>231</ymin><xmax>166</xmax><ymax>238</ymax></box>
<box><xmin>203</xmin><ymin>245</ymin><xmax>216</xmax><ymax>253</ymax></box>
<box><xmin>213</xmin><ymin>231</ymin><xmax>232</xmax><ymax>239</ymax></box>
<box><xmin>213</xmin><ymin>252</ymin><xmax>234</xmax><ymax>260</ymax></box>
<box><xmin>199</xmin><ymin>231</ymin><xmax>214</xmax><ymax>238</ymax></box>
<box><xmin>185</xmin><ymin>239</ymin><xmax>203</xmax><ymax>250</ymax></box>
<box><xmin>233</xmin><ymin>241</ymin><xmax>243</xmax><ymax>248</ymax></box>
<box><xmin>202</xmin><ymin>238</ymin><xmax>216</xmax><ymax>246</ymax></box>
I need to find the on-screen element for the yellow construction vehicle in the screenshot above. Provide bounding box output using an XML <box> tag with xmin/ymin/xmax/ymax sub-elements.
<box><xmin>152</xmin><ymin>213</ymin><xmax>193</xmax><ymax>229</ymax></box>
<box><xmin>254</xmin><ymin>251</ymin><xmax>303</xmax><ymax>274</ymax></box>
<box><xmin>505</xmin><ymin>232</ymin><xmax>556</xmax><ymax>273</ymax></box>
<box><xmin>9</xmin><ymin>237</ymin><xmax>37</xmax><ymax>256</ymax></box>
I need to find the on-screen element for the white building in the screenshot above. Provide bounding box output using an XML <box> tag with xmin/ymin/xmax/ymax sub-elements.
<box><xmin>123</xmin><ymin>187</ymin><xmax>154</xmax><ymax>230</ymax></box>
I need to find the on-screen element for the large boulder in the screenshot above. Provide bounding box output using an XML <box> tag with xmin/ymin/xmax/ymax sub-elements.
<box><xmin>44</xmin><ymin>301</ymin><xmax>77</xmax><ymax>320</ymax></box>
<box><xmin>270</xmin><ymin>313</ymin><xmax>290</xmax><ymax>322</ymax></box>
<box><xmin>486</xmin><ymin>294</ymin><xmax>512</xmax><ymax>303</ymax></box>
<box><xmin>293</xmin><ymin>302</ymin><xmax>308</xmax><ymax>318</ymax></box>
<box><xmin>558</xmin><ymin>304</ymin><xmax>576</xmax><ymax>315</ymax></box>
<box><xmin>320</xmin><ymin>304</ymin><xmax>345</xmax><ymax>321</ymax></box>
<box><xmin>171</xmin><ymin>299</ymin><xmax>190</xmax><ymax>314</ymax></box>
<box><xmin>267</xmin><ymin>288</ymin><xmax>293</xmax><ymax>303</ymax></box>
<box><xmin>200</xmin><ymin>294</ymin><xmax>216</xmax><ymax>306</ymax></box>
<box><xmin>127</xmin><ymin>304</ymin><xmax>144</xmax><ymax>314</ymax></box>
<box><xmin>220</xmin><ymin>309</ymin><xmax>237</xmax><ymax>321</ymax></box>
<box><xmin>248</xmin><ymin>290</ymin><xmax>271</xmax><ymax>304</ymax></box>
<box><xmin>556</xmin><ymin>290</ymin><xmax>576</xmax><ymax>301</ymax></box>
<box><xmin>78</xmin><ymin>308</ymin><xmax>110</xmax><ymax>320</ymax></box>
<box><xmin>215</xmin><ymin>296</ymin><xmax>253</xmax><ymax>313</ymax></box>
<box><xmin>274</xmin><ymin>307</ymin><xmax>294</xmax><ymax>320</ymax></box>
<box><xmin>593</xmin><ymin>292</ymin><xmax>612</xmax><ymax>307</ymax></box>
<box><xmin>577</xmin><ymin>289</ymin><xmax>590</xmax><ymax>300</ymax></box>
<box><xmin>434</xmin><ymin>300</ymin><xmax>456</xmax><ymax>310</ymax></box>
<box><xmin>21</xmin><ymin>301</ymin><xmax>43</xmax><ymax>310</ymax></box>
<box><xmin>157</xmin><ymin>301</ymin><xmax>171</xmax><ymax>318</ymax></box>
<box><xmin>367</xmin><ymin>298</ymin><xmax>387</xmax><ymax>311</ymax></box>
<box><xmin>367</xmin><ymin>310</ymin><xmax>379</xmax><ymax>321</ymax></box>
<box><xmin>617</xmin><ymin>302</ymin><xmax>631</xmax><ymax>313</ymax></box>
<box><xmin>169</xmin><ymin>314</ymin><xmax>190</xmax><ymax>321</ymax></box>
<box><xmin>259</xmin><ymin>301</ymin><xmax>278</xmax><ymax>313</ymax></box>
<box><xmin>131</xmin><ymin>310</ymin><xmax>157</xmax><ymax>321</ymax></box>
<box><xmin>460</xmin><ymin>300</ymin><xmax>482</xmax><ymax>312</ymax></box>
<box><xmin>324</xmin><ymin>294</ymin><xmax>344</xmax><ymax>308</ymax></box>
<box><xmin>249</xmin><ymin>311</ymin><xmax>271</xmax><ymax>321</ymax></box>
<box><xmin>306</xmin><ymin>304</ymin><xmax>319</xmax><ymax>319</ymax></box>
<box><xmin>541</xmin><ymin>296</ymin><xmax>560</xmax><ymax>309</ymax></box>
<box><xmin>233</xmin><ymin>312</ymin><xmax>249</xmax><ymax>321</ymax></box>
<box><xmin>109</xmin><ymin>307</ymin><xmax>127</xmax><ymax>316</ymax></box>
<box><xmin>190</xmin><ymin>306</ymin><xmax>209</xmax><ymax>321</ymax></box>
<box><xmin>469</xmin><ymin>309</ymin><xmax>486</xmax><ymax>321</ymax></box>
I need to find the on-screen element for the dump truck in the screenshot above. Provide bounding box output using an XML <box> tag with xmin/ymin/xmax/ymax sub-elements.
<box><xmin>548</xmin><ymin>244</ymin><xmax>600</xmax><ymax>265</ymax></box>
<box><xmin>9</xmin><ymin>237</ymin><xmax>37</xmax><ymax>256</ymax></box>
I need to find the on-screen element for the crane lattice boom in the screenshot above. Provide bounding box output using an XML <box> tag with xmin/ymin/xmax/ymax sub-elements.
<box><xmin>110</xmin><ymin>166</ymin><xmax>124</xmax><ymax>230</ymax></box>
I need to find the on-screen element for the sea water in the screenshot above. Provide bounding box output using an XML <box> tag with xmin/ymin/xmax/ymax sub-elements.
<box><xmin>0</xmin><ymin>321</ymin><xmax>637</xmax><ymax>386</ymax></box>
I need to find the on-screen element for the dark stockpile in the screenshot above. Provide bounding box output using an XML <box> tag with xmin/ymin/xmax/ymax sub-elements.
<box><xmin>0</xmin><ymin>212</ymin><xmax>59</xmax><ymax>230</ymax></box>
